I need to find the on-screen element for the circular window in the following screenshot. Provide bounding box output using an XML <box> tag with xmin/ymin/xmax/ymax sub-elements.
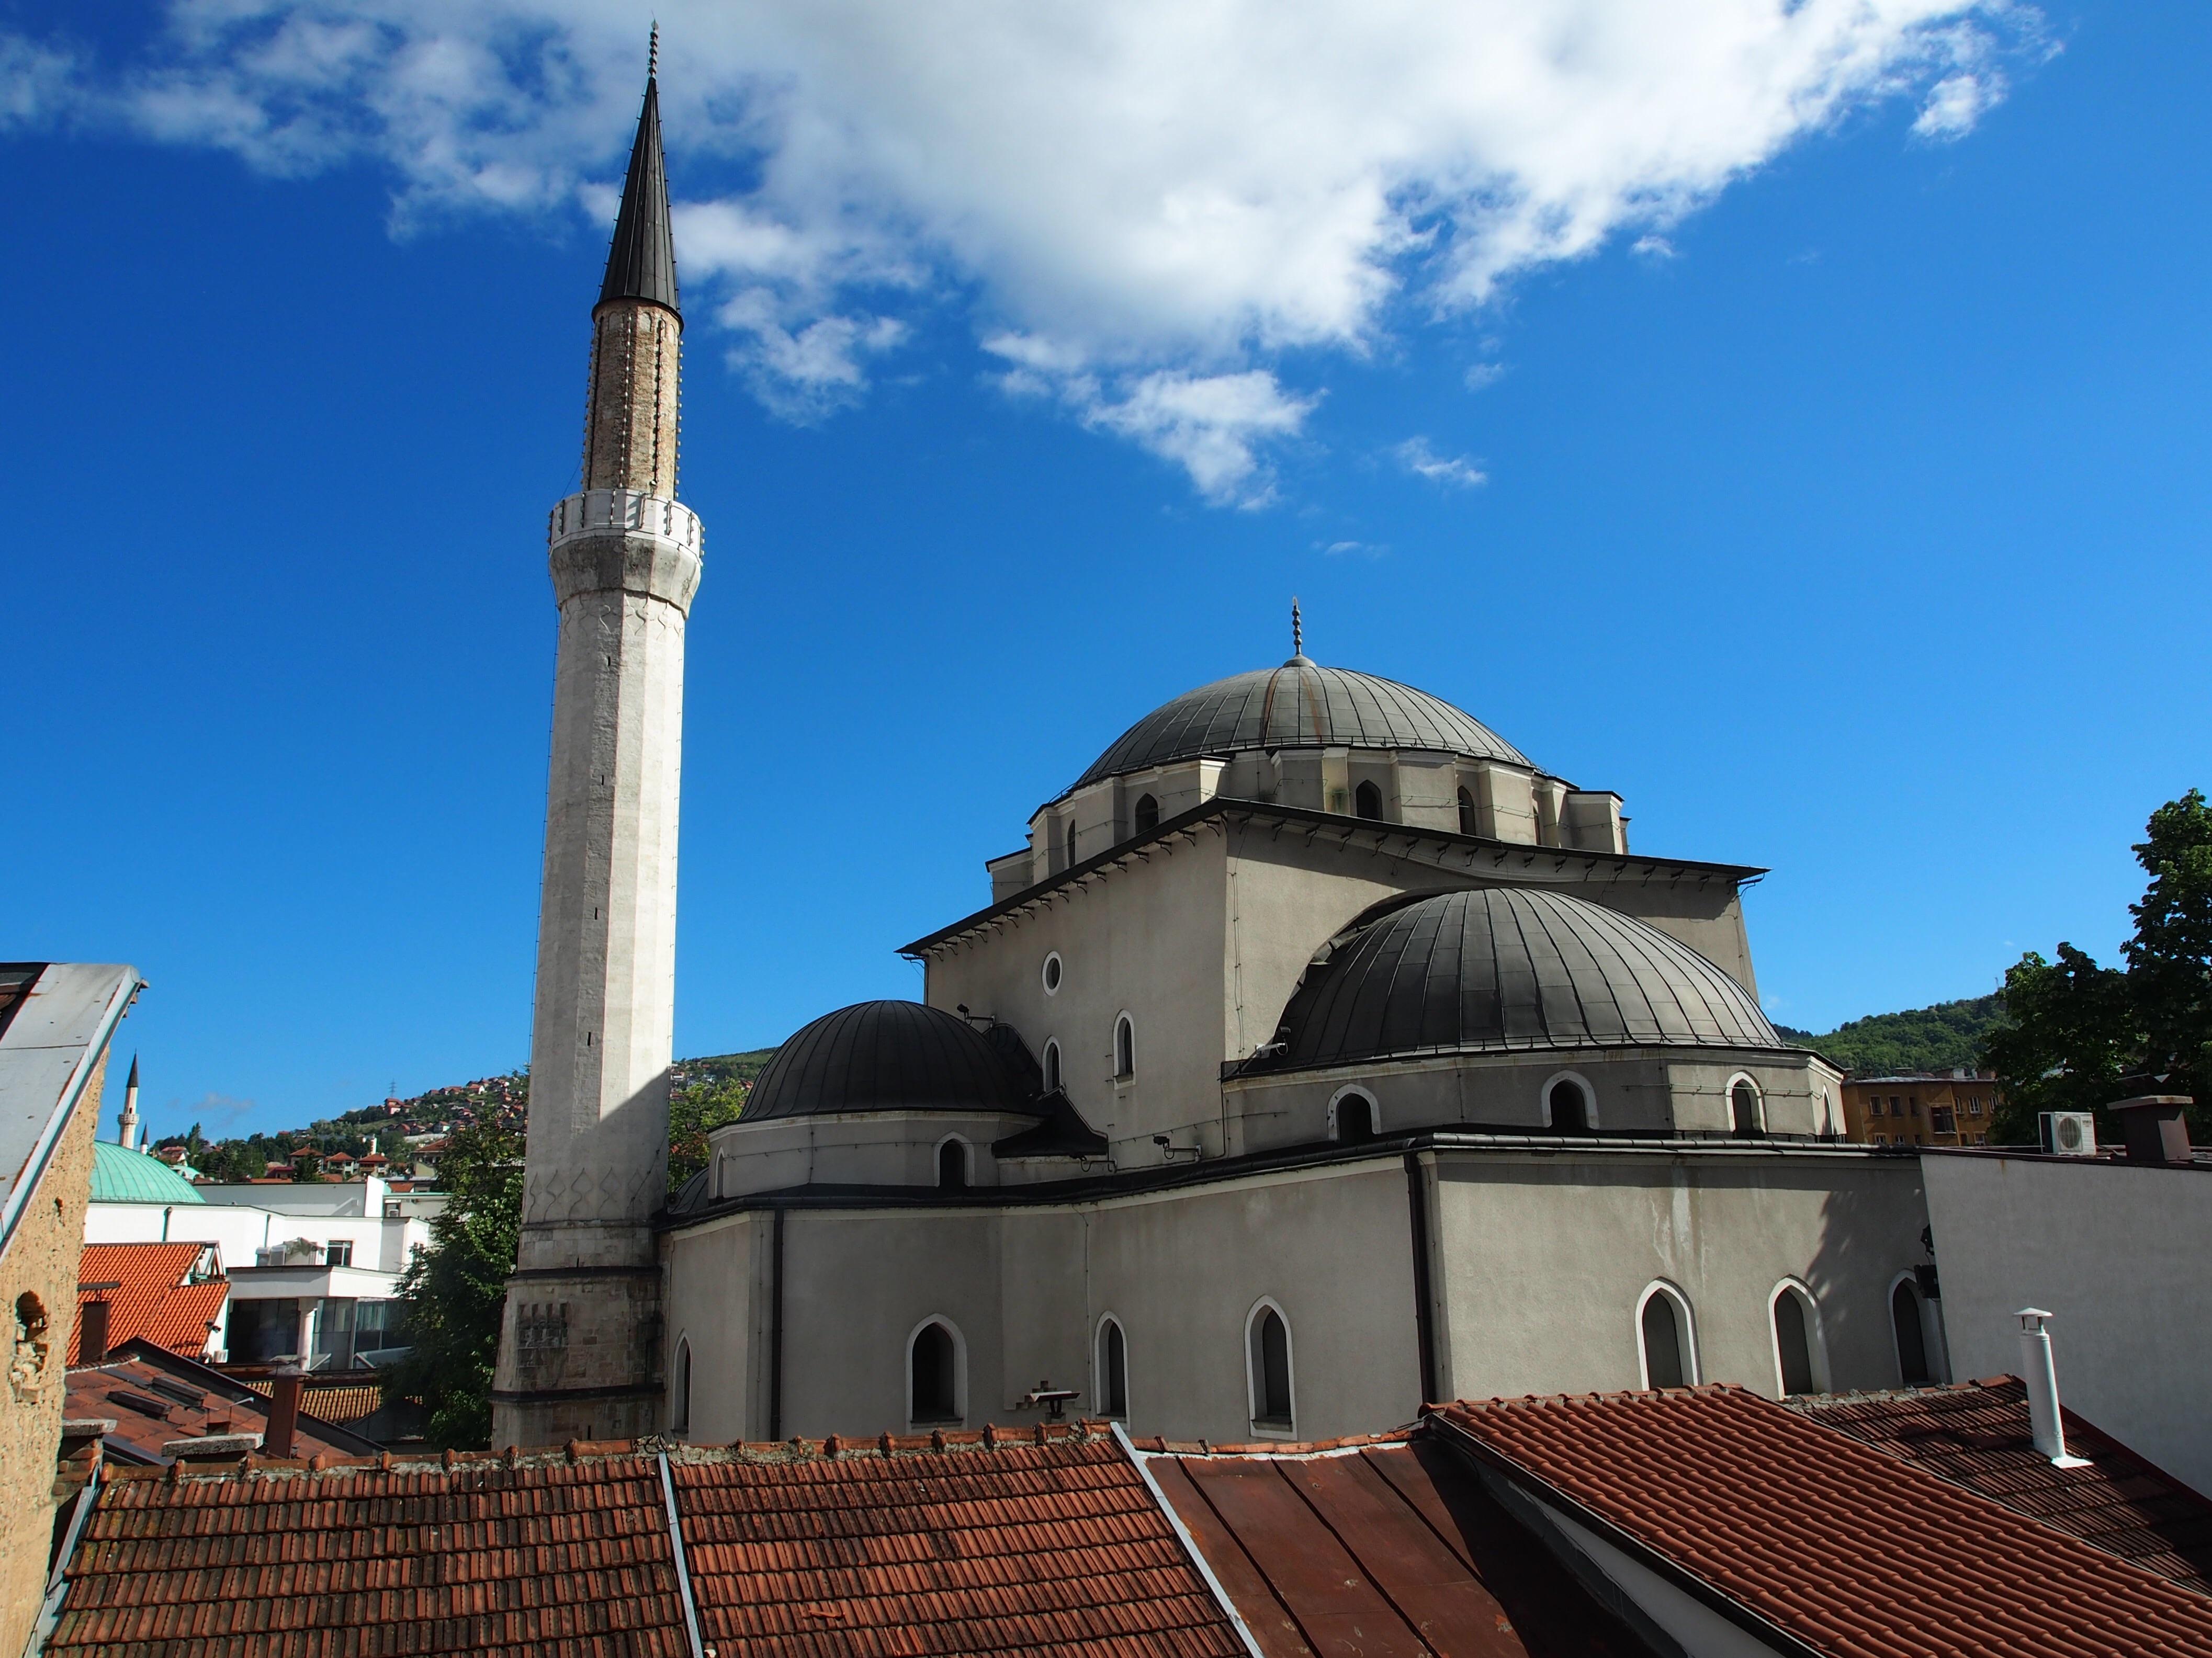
<box><xmin>1042</xmin><ymin>952</ymin><xmax>1064</xmax><ymax>995</ymax></box>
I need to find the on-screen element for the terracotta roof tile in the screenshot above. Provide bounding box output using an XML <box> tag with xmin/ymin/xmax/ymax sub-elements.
<box><xmin>1436</xmin><ymin>1386</ymin><xmax>2212</xmax><ymax>1658</ymax></box>
<box><xmin>1789</xmin><ymin>1378</ymin><xmax>2212</xmax><ymax>1596</ymax></box>
<box><xmin>71</xmin><ymin>1242</ymin><xmax>228</xmax><ymax>1363</ymax></box>
<box><xmin>63</xmin><ymin>1342</ymin><xmax>377</xmax><ymax>1468</ymax></box>
<box><xmin>673</xmin><ymin>1432</ymin><xmax>1244</xmax><ymax>1657</ymax></box>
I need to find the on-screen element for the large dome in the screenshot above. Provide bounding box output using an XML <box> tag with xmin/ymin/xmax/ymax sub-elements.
<box><xmin>91</xmin><ymin>1140</ymin><xmax>206</xmax><ymax>1205</ymax></box>
<box><xmin>1256</xmin><ymin>888</ymin><xmax>1782</xmax><ymax>1071</ymax></box>
<box><xmin>1071</xmin><ymin>659</ymin><xmax>1531</xmax><ymax>793</ymax></box>
<box><xmin>743</xmin><ymin>1001</ymin><xmax>1035</xmax><ymax>1122</ymax></box>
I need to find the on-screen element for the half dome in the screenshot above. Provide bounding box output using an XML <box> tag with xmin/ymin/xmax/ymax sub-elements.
<box><xmin>91</xmin><ymin>1140</ymin><xmax>207</xmax><ymax>1205</ymax></box>
<box><xmin>1071</xmin><ymin>660</ymin><xmax>1530</xmax><ymax>794</ymax></box>
<box><xmin>742</xmin><ymin>1001</ymin><xmax>1035</xmax><ymax>1122</ymax></box>
<box><xmin>1260</xmin><ymin>888</ymin><xmax>1782</xmax><ymax>1071</ymax></box>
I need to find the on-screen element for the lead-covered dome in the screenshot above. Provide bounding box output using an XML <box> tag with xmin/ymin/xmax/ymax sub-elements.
<box><xmin>1256</xmin><ymin>888</ymin><xmax>1782</xmax><ymax>1071</ymax></box>
<box><xmin>743</xmin><ymin>1001</ymin><xmax>1034</xmax><ymax>1122</ymax></box>
<box><xmin>1071</xmin><ymin>659</ymin><xmax>1530</xmax><ymax>793</ymax></box>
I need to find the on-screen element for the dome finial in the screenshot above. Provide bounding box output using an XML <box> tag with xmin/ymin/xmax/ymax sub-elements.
<box><xmin>1292</xmin><ymin>596</ymin><xmax>1301</xmax><ymax>659</ymax></box>
<box><xmin>648</xmin><ymin>21</ymin><xmax>659</xmax><ymax>80</ymax></box>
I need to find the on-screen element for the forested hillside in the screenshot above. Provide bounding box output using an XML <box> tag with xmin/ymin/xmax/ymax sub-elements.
<box><xmin>1774</xmin><ymin>994</ymin><xmax>2005</xmax><ymax>1076</ymax></box>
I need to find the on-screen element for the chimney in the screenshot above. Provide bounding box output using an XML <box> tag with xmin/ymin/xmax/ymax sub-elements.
<box><xmin>2016</xmin><ymin>1310</ymin><xmax>2092</xmax><ymax>1468</ymax></box>
<box><xmin>2108</xmin><ymin>1095</ymin><xmax>2194</xmax><ymax>1166</ymax></box>
<box><xmin>78</xmin><ymin>1298</ymin><xmax>111</xmax><ymax>1366</ymax></box>
<box><xmin>265</xmin><ymin>1366</ymin><xmax>304</xmax><ymax>1459</ymax></box>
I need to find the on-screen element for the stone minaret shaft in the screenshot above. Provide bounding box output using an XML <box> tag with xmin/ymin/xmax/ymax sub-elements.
<box><xmin>492</xmin><ymin>51</ymin><xmax>701</xmax><ymax>1451</ymax></box>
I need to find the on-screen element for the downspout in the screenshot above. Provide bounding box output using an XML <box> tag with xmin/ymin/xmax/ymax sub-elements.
<box><xmin>1403</xmin><ymin>1150</ymin><xmax>1439</xmax><ymax>1408</ymax></box>
<box><xmin>768</xmin><ymin>1206</ymin><xmax>786</xmax><ymax>1440</ymax></box>
<box><xmin>656</xmin><ymin>1451</ymin><xmax>707</xmax><ymax>1658</ymax></box>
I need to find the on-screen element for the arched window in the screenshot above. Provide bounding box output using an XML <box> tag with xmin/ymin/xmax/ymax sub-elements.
<box><xmin>1062</xmin><ymin>817</ymin><xmax>1077</xmax><ymax>869</ymax></box>
<box><xmin>1730</xmin><ymin>1078</ymin><xmax>1765</xmax><ymax>1138</ymax></box>
<box><xmin>1134</xmin><ymin>794</ymin><xmax>1159</xmax><ymax>836</ymax></box>
<box><xmin>1638</xmin><ymin>1287</ymin><xmax>1693</xmax><ymax>1389</ymax></box>
<box><xmin>671</xmin><ymin>1337</ymin><xmax>692</xmax><ymax>1436</ymax></box>
<box><xmin>1892</xmin><ymin>1280</ymin><xmax>1931</xmax><ymax>1386</ymax></box>
<box><xmin>1547</xmin><ymin>1078</ymin><xmax>1590</xmax><ymax>1134</ymax></box>
<box><xmin>1335</xmin><ymin>1093</ymin><xmax>1374</xmax><ymax>1143</ymax></box>
<box><xmin>1247</xmin><ymin>1303</ymin><xmax>1294</xmax><ymax>1432</ymax></box>
<box><xmin>1043</xmin><ymin>1039</ymin><xmax>1062</xmax><ymax>1093</ymax></box>
<box><xmin>937</xmin><ymin>1138</ymin><xmax>968</xmax><ymax>1190</ymax></box>
<box><xmin>1354</xmin><ymin>780</ymin><xmax>1384</xmax><ymax>821</ymax></box>
<box><xmin>1773</xmin><ymin>1288</ymin><xmax>1817</xmax><ymax>1396</ymax></box>
<box><xmin>909</xmin><ymin>1320</ymin><xmax>962</xmax><ymax>1425</ymax></box>
<box><xmin>1114</xmin><ymin>1015</ymin><xmax>1135</xmax><ymax>1079</ymax></box>
<box><xmin>1097</xmin><ymin>1316</ymin><xmax>1129</xmax><ymax>1419</ymax></box>
<box><xmin>1457</xmin><ymin>787</ymin><xmax>1477</xmax><ymax>836</ymax></box>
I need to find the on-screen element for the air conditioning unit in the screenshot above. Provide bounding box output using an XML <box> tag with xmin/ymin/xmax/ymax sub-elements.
<box><xmin>2040</xmin><ymin>1111</ymin><xmax>2097</xmax><ymax>1157</ymax></box>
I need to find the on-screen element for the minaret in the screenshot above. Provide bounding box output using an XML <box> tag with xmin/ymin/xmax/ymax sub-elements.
<box><xmin>491</xmin><ymin>37</ymin><xmax>702</xmax><ymax>1449</ymax></box>
<box><xmin>117</xmin><ymin>1055</ymin><xmax>141</xmax><ymax>1151</ymax></box>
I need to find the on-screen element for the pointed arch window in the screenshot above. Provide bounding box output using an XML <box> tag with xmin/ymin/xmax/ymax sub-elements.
<box><xmin>1043</xmin><ymin>1039</ymin><xmax>1062</xmax><ymax>1094</ymax></box>
<box><xmin>671</xmin><ymin>1337</ymin><xmax>692</xmax><ymax>1436</ymax></box>
<box><xmin>1457</xmin><ymin>787</ymin><xmax>1477</xmax><ymax>836</ymax></box>
<box><xmin>1773</xmin><ymin>1286</ymin><xmax>1819</xmax><ymax>1396</ymax></box>
<box><xmin>1355</xmin><ymin>780</ymin><xmax>1384</xmax><ymax>820</ymax></box>
<box><xmin>1731</xmin><ymin>1078</ymin><xmax>1765</xmax><ymax>1138</ymax></box>
<box><xmin>1892</xmin><ymin>1280</ymin><xmax>1931</xmax><ymax>1386</ymax></box>
<box><xmin>1247</xmin><ymin>1303</ymin><xmax>1294</xmax><ymax>1433</ymax></box>
<box><xmin>1097</xmin><ymin>1316</ymin><xmax>1129</xmax><ymax>1419</ymax></box>
<box><xmin>909</xmin><ymin>1320</ymin><xmax>963</xmax><ymax>1425</ymax></box>
<box><xmin>1062</xmin><ymin>817</ymin><xmax>1077</xmax><ymax>870</ymax></box>
<box><xmin>937</xmin><ymin>1138</ymin><xmax>968</xmax><ymax>1190</ymax></box>
<box><xmin>1334</xmin><ymin>1092</ymin><xmax>1375</xmax><ymax>1143</ymax></box>
<box><xmin>1547</xmin><ymin>1078</ymin><xmax>1590</xmax><ymax>1134</ymax></box>
<box><xmin>1134</xmin><ymin>794</ymin><xmax>1159</xmax><ymax>836</ymax></box>
<box><xmin>1638</xmin><ymin>1286</ymin><xmax>1695</xmax><ymax>1389</ymax></box>
<box><xmin>1114</xmin><ymin>1015</ymin><xmax>1135</xmax><ymax>1079</ymax></box>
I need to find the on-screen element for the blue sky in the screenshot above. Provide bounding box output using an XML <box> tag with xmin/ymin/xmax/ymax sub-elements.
<box><xmin>8</xmin><ymin>2</ymin><xmax>2208</xmax><ymax>1142</ymax></box>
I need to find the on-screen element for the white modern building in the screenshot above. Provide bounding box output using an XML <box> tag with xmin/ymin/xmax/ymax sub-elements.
<box><xmin>83</xmin><ymin>1140</ymin><xmax>437</xmax><ymax>1367</ymax></box>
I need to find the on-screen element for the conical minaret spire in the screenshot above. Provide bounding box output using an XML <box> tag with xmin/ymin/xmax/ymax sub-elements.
<box><xmin>117</xmin><ymin>1054</ymin><xmax>141</xmax><ymax>1151</ymax></box>
<box><xmin>581</xmin><ymin>38</ymin><xmax>682</xmax><ymax>497</ymax></box>
<box><xmin>497</xmin><ymin>36</ymin><xmax>703</xmax><ymax>1451</ymax></box>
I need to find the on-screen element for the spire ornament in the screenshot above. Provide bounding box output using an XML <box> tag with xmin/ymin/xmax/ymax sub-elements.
<box><xmin>1287</xmin><ymin>597</ymin><xmax>1311</xmax><ymax>665</ymax></box>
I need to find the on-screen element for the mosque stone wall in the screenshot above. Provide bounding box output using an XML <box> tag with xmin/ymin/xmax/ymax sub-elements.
<box><xmin>1428</xmin><ymin>1148</ymin><xmax>1933</xmax><ymax>1403</ymax></box>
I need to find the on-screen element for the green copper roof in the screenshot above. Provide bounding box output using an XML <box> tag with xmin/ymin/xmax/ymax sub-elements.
<box><xmin>91</xmin><ymin>1139</ymin><xmax>206</xmax><ymax>1205</ymax></box>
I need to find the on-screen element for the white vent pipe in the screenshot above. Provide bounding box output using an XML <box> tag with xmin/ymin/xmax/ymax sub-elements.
<box><xmin>2016</xmin><ymin>1309</ymin><xmax>2091</xmax><ymax>1468</ymax></box>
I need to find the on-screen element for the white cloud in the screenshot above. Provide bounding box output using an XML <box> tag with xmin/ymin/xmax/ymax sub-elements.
<box><xmin>1394</xmin><ymin>437</ymin><xmax>1486</xmax><ymax>490</ymax></box>
<box><xmin>1463</xmin><ymin>361</ymin><xmax>1507</xmax><ymax>392</ymax></box>
<box><xmin>3</xmin><ymin>0</ymin><xmax>2040</xmax><ymax>495</ymax></box>
<box><xmin>1318</xmin><ymin>539</ymin><xmax>1387</xmax><ymax>558</ymax></box>
<box><xmin>1632</xmin><ymin>234</ymin><xmax>1677</xmax><ymax>259</ymax></box>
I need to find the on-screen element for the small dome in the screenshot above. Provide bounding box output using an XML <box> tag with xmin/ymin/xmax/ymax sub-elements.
<box><xmin>743</xmin><ymin>1001</ymin><xmax>1034</xmax><ymax>1122</ymax></box>
<box><xmin>1070</xmin><ymin>661</ymin><xmax>1530</xmax><ymax>793</ymax></box>
<box><xmin>91</xmin><ymin>1140</ymin><xmax>207</xmax><ymax>1205</ymax></box>
<box><xmin>1260</xmin><ymin>888</ymin><xmax>1781</xmax><ymax>1070</ymax></box>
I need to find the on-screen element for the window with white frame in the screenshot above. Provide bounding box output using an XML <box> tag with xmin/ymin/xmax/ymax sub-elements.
<box><xmin>671</xmin><ymin>1336</ymin><xmax>692</xmax><ymax>1435</ymax></box>
<box><xmin>1114</xmin><ymin>1014</ymin><xmax>1135</xmax><ymax>1079</ymax></box>
<box><xmin>1043</xmin><ymin>1039</ymin><xmax>1063</xmax><ymax>1093</ymax></box>
<box><xmin>1096</xmin><ymin>1316</ymin><xmax>1129</xmax><ymax>1419</ymax></box>
<box><xmin>1638</xmin><ymin>1286</ymin><xmax>1695</xmax><ymax>1389</ymax></box>
<box><xmin>909</xmin><ymin>1319</ymin><xmax>964</xmax><ymax>1425</ymax></box>
<box><xmin>1246</xmin><ymin>1302</ymin><xmax>1294</xmax><ymax>1433</ymax></box>
<box><xmin>1771</xmin><ymin>1285</ymin><xmax>1819</xmax><ymax>1395</ymax></box>
<box><xmin>1730</xmin><ymin>1077</ymin><xmax>1765</xmax><ymax>1138</ymax></box>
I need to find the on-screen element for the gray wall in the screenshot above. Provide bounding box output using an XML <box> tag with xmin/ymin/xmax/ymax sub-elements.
<box><xmin>1429</xmin><ymin>1148</ymin><xmax>1933</xmax><ymax>1402</ymax></box>
<box><xmin>1923</xmin><ymin>1153</ymin><xmax>2212</xmax><ymax>1495</ymax></box>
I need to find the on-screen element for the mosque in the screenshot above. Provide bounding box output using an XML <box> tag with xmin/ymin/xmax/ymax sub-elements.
<box><xmin>490</xmin><ymin>52</ymin><xmax>1944</xmax><ymax>1452</ymax></box>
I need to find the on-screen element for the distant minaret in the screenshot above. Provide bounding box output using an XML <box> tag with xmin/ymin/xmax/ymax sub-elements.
<box><xmin>117</xmin><ymin>1055</ymin><xmax>141</xmax><ymax>1151</ymax></box>
<box><xmin>492</xmin><ymin>35</ymin><xmax>702</xmax><ymax>1449</ymax></box>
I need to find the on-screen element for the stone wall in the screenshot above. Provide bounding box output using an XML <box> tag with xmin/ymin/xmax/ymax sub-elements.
<box><xmin>2</xmin><ymin>1049</ymin><xmax>106</xmax><ymax>1658</ymax></box>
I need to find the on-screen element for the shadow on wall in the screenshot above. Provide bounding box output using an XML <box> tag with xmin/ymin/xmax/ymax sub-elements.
<box><xmin>1800</xmin><ymin>1173</ymin><xmax>1932</xmax><ymax>1395</ymax></box>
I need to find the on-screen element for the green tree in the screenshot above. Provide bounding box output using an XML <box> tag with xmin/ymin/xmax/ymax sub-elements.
<box><xmin>667</xmin><ymin>1076</ymin><xmax>748</xmax><ymax>1197</ymax></box>
<box><xmin>1984</xmin><ymin>790</ymin><xmax>2212</xmax><ymax>1143</ymax></box>
<box><xmin>2124</xmin><ymin>790</ymin><xmax>2212</xmax><ymax>1100</ymax></box>
<box><xmin>381</xmin><ymin>1119</ymin><xmax>523</xmax><ymax>1449</ymax></box>
<box><xmin>291</xmin><ymin>1148</ymin><xmax>324</xmax><ymax>1183</ymax></box>
<box><xmin>202</xmin><ymin>1141</ymin><xmax>267</xmax><ymax>1183</ymax></box>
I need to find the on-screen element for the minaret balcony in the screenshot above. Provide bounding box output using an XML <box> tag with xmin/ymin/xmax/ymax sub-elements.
<box><xmin>548</xmin><ymin>487</ymin><xmax>702</xmax><ymax>555</ymax></box>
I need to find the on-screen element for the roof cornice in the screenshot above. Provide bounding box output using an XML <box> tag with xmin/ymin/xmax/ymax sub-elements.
<box><xmin>898</xmin><ymin>798</ymin><xmax>1765</xmax><ymax>959</ymax></box>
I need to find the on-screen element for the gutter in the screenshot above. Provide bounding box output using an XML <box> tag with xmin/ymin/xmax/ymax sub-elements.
<box><xmin>656</xmin><ymin>1452</ymin><xmax>707</xmax><ymax>1658</ymax></box>
<box><xmin>24</xmin><ymin>1469</ymin><xmax>101</xmax><ymax>1658</ymax></box>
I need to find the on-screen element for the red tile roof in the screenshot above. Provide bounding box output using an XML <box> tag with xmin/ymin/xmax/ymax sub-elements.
<box><xmin>62</xmin><ymin>1340</ymin><xmax>378</xmax><ymax>1467</ymax></box>
<box><xmin>1790</xmin><ymin>1379</ymin><xmax>2212</xmax><ymax>1596</ymax></box>
<box><xmin>235</xmin><ymin>1376</ymin><xmax>391</xmax><ymax>1430</ymax></box>
<box><xmin>1137</xmin><ymin>1428</ymin><xmax>1647</xmax><ymax>1657</ymax></box>
<box><xmin>71</xmin><ymin>1242</ymin><xmax>228</xmax><ymax>1363</ymax></box>
<box><xmin>51</xmin><ymin>1451</ymin><xmax>690</xmax><ymax>1658</ymax></box>
<box><xmin>1435</xmin><ymin>1386</ymin><xmax>2212</xmax><ymax>1658</ymax></box>
<box><xmin>46</xmin><ymin>1425</ymin><xmax>1247</xmax><ymax>1658</ymax></box>
<box><xmin>673</xmin><ymin>1426</ymin><xmax>1244</xmax><ymax>1656</ymax></box>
